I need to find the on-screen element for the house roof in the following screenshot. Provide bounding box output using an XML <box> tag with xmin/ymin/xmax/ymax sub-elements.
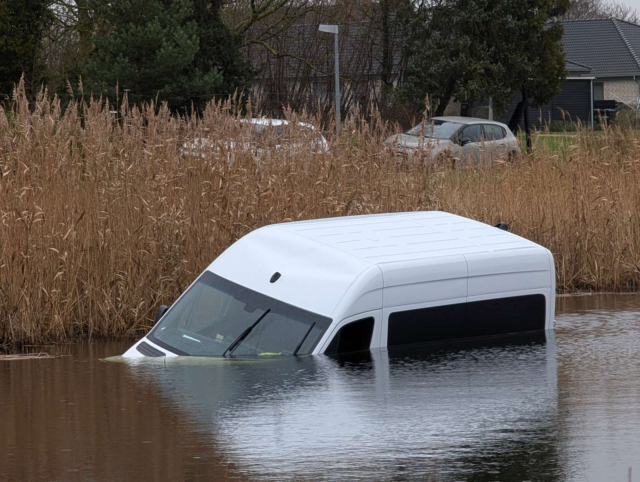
<box><xmin>565</xmin><ymin>59</ymin><xmax>592</xmax><ymax>75</ymax></box>
<box><xmin>562</xmin><ymin>19</ymin><xmax>640</xmax><ymax>78</ymax></box>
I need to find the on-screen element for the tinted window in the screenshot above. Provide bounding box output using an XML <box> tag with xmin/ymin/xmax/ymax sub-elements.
<box><xmin>388</xmin><ymin>304</ymin><xmax>466</xmax><ymax>347</ymax></box>
<box><xmin>465</xmin><ymin>295</ymin><xmax>545</xmax><ymax>338</ymax></box>
<box><xmin>325</xmin><ymin>318</ymin><xmax>375</xmax><ymax>354</ymax></box>
<box><xmin>460</xmin><ymin>124</ymin><xmax>483</xmax><ymax>143</ymax></box>
<box><xmin>483</xmin><ymin>124</ymin><xmax>506</xmax><ymax>141</ymax></box>
<box><xmin>388</xmin><ymin>295</ymin><xmax>546</xmax><ymax>347</ymax></box>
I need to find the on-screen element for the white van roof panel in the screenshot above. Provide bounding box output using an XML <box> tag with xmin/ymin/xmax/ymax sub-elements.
<box><xmin>209</xmin><ymin>226</ymin><xmax>378</xmax><ymax>318</ymax></box>
<box><xmin>209</xmin><ymin>212</ymin><xmax>549</xmax><ymax>318</ymax></box>
<box><xmin>275</xmin><ymin>211</ymin><xmax>543</xmax><ymax>264</ymax></box>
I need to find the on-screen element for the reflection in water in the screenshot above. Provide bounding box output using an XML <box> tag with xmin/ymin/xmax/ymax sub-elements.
<box><xmin>556</xmin><ymin>295</ymin><xmax>640</xmax><ymax>482</ymax></box>
<box><xmin>1</xmin><ymin>294</ymin><xmax>639</xmax><ymax>481</ymax></box>
<box><xmin>175</xmin><ymin>333</ymin><xmax>559</xmax><ymax>481</ymax></box>
<box><xmin>0</xmin><ymin>342</ymin><xmax>247</xmax><ymax>482</ymax></box>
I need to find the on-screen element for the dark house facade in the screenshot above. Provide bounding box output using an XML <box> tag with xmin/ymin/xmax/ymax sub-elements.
<box><xmin>506</xmin><ymin>60</ymin><xmax>595</xmax><ymax>130</ymax></box>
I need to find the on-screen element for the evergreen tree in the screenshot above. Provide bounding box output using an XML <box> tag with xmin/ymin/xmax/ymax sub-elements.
<box><xmin>191</xmin><ymin>0</ymin><xmax>252</xmax><ymax>97</ymax></box>
<box><xmin>399</xmin><ymin>0</ymin><xmax>570</xmax><ymax>128</ymax></box>
<box><xmin>83</xmin><ymin>0</ymin><xmax>249</xmax><ymax>110</ymax></box>
<box><xmin>492</xmin><ymin>0</ymin><xmax>570</xmax><ymax>150</ymax></box>
<box><xmin>0</xmin><ymin>0</ymin><xmax>53</xmax><ymax>100</ymax></box>
<box><xmin>400</xmin><ymin>0</ymin><xmax>500</xmax><ymax>116</ymax></box>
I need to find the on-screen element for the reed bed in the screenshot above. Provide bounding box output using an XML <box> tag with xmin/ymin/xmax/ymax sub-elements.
<box><xmin>1</xmin><ymin>85</ymin><xmax>640</xmax><ymax>346</ymax></box>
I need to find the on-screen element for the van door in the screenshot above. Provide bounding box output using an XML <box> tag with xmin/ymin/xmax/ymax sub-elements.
<box><xmin>464</xmin><ymin>249</ymin><xmax>554</xmax><ymax>332</ymax></box>
<box><xmin>379</xmin><ymin>255</ymin><xmax>468</xmax><ymax>348</ymax></box>
<box><xmin>318</xmin><ymin>310</ymin><xmax>382</xmax><ymax>354</ymax></box>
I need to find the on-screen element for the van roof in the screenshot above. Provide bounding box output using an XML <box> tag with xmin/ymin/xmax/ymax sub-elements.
<box><xmin>273</xmin><ymin>211</ymin><xmax>539</xmax><ymax>265</ymax></box>
<box><xmin>210</xmin><ymin>212</ymin><xmax>548</xmax><ymax>318</ymax></box>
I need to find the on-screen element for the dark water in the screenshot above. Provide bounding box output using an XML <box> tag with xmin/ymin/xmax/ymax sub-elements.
<box><xmin>1</xmin><ymin>295</ymin><xmax>639</xmax><ymax>482</ymax></box>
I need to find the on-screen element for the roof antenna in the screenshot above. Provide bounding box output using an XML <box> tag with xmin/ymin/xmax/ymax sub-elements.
<box><xmin>494</xmin><ymin>222</ymin><xmax>509</xmax><ymax>231</ymax></box>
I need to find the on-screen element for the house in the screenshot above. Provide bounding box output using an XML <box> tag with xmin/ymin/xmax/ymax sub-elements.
<box><xmin>562</xmin><ymin>19</ymin><xmax>640</xmax><ymax>104</ymax></box>
<box><xmin>508</xmin><ymin>19</ymin><xmax>640</xmax><ymax>130</ymax></box>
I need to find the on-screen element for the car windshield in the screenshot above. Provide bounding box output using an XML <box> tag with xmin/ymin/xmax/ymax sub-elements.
<box><xmin>406</xmin><ymin>120</ymin><xmax>462</xmax><ymax>139</ymax></box>
<box><xmin>147</xmin><ymin>271</ymin><xmax>332</xmax><ymax>357</ymax></box>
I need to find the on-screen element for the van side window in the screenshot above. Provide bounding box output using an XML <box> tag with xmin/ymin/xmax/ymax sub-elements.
<box><xmin>387</xmin><ymin>295</ymin><xmax>546</xmax><ymax>347</ymax></box>
<box><xmin>325</xmin><ymin>317</ymin><xmax>374</xmax><ymax>354</ymax></box>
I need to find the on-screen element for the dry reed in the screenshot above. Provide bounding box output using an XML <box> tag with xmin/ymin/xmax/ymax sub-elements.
<box><xmin>1</xmin><ymin>84</ymin><xmax>640</xmax><ymax>346</ymax></box>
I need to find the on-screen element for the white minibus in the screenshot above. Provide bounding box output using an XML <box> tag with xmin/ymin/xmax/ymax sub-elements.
<box><xmin>123</xmin><ymin>212</ymin><xmax>555</xmax><ymax>358</ymax></box>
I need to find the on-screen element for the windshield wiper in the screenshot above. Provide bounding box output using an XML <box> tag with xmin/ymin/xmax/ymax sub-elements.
<box><xmin>223</xmin><ymin>309</ymin><xmax>271</xmax><ymax>357</ymax></box>
<box><xmin>293</xmin><ymin>322</ymin><xmax>316</xmax><ymax>356</ymax></box>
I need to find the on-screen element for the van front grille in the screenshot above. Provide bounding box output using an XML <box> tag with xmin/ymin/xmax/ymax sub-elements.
<box><xmin>136</xmin><ymin>341</ymin><xmax>165</xmax><ymax>357</ymax></box>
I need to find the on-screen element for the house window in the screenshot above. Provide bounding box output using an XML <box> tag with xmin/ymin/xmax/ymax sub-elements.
<box><xmin>325</xmin><ymin>318</ymin><xmax>375</xmax><ymax>354</ymax></box>
<box><xmin>594</xmin><ymin>82</ymin><xmax>604</xmax><ymax>101</ymax></box>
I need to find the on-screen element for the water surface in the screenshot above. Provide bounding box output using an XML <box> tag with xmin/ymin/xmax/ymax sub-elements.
<box><xmin>1</xmin><ymin>294</ymin><xmax>639</xmax><ymax>481</ymax></box>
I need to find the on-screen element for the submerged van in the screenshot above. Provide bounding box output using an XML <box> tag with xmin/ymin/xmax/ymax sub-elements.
<box><xmin>123</xmin><ymin>212</ymin><xmax>555</xmax><ymax>359</ymax></box>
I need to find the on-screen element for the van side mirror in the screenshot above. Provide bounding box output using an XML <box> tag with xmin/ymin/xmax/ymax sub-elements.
<box><xmin>460</xmin><ymin>138</ymin><xmax>472</xmax><ymax>146</ymax></box>
<box><xmin>155</xmin><ymin>305</ymin><xmax>169</xmax><ymax>323</ymax></box>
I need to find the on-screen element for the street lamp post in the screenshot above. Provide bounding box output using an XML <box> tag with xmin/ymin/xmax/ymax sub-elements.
<box><xmin>319</xmin><ymin>24</ymin><xmax>340</xmax><ymax>135</ymax></box>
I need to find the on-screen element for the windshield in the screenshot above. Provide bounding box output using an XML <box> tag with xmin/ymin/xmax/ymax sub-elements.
<box><xmin>147</xmin><ymin>271</ymin><xmax>332</xmax><ymax>357</ymax></box>
<box><xmin>406</xmin><ymin>120</ymin><xmax>462</xmax><ymax>139</ymax></box>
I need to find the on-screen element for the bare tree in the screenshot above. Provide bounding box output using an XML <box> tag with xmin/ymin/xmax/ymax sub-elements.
<box><xmin>224</xmin><ymin>0</ymin><xmax>317</xmax><ymax>50</ymax></box>
<box><xmin>229</xmin><ymin>0</ymin><xmax>411</xmax><ymax>120</ymax></box>
<box><xmin>565</xmin><ymin>0</ymin><xmax>639</xmax><ymax>23</ymax></box>
<box><xmin>39</xmin><ymin>0</ymin><xmax>96</xmax><ymax>91</ymax></box>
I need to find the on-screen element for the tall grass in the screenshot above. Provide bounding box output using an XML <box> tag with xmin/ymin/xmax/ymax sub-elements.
<box><xmin>1</xmin><ymin>85</ymin><xmax>640</xmax><ymax>346</ymax></box>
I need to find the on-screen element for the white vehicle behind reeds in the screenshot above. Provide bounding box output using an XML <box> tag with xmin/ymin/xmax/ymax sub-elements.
<box><xmin>180</xmin><ymin>118</ymin><xmax>329</xmax><ymax>162</ymax></box>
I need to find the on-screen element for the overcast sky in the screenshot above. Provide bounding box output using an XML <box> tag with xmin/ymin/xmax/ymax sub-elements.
<box><xmin>621</xmin><ymin>0</ymin><xmax>640</xmax><ymax>14</ymax></box>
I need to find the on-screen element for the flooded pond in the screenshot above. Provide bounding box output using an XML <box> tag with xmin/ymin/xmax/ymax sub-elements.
<box><xmin>1</xmin><ymin>294</ymin><xmax>639</xmax><ymax>481</ymax></box>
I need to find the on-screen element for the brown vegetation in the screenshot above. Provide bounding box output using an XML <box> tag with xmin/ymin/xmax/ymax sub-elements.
<box><xmin>1</xmin><ymin>85</ymin><xmax>640</xmax><ymax>346</ymax></box>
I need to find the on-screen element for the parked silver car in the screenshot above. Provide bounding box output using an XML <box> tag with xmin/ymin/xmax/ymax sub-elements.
<box><xmin>384</xmin><ymin>116</ymin><xmax>520</xmax><ymax>165</ymax></box>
